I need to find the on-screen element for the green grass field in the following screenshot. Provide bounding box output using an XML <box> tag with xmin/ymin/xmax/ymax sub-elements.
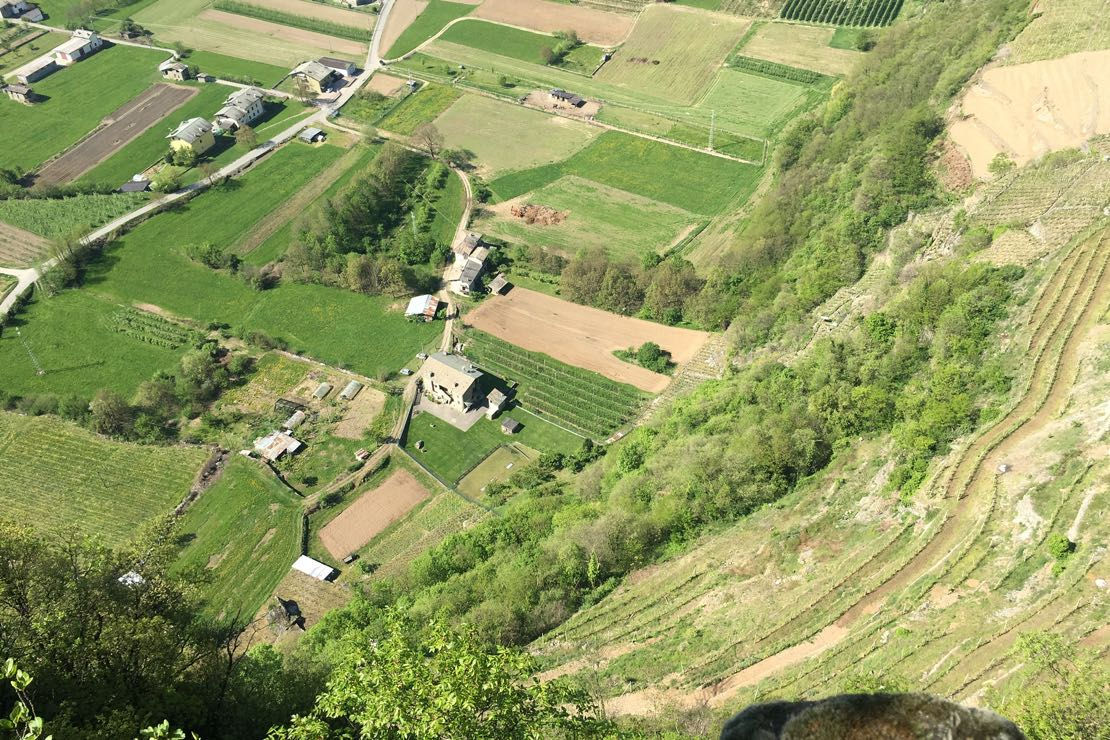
<box><xmin>81</xmin><ymin>145</ymin><xmax>442</xmax><ymax>377</ymax></box>
<box><xmin>384</xmin><ymin>0</ymin><xmax>475</xmax><ymax>58</ymax></box>
<box><xmin>183</xmin><ymin>50</ymin><xmax>290</xmax><ymax>86</ymax></box>
<box><xmin>594</xmin><ymin>5</ymin><xmax>749</xmax><ymax>104</ymax></box>
<box><xmin>430</xmin><ymin>167</ymin><xmax>465</xmax><ymax>246</ymax></box>
<box><xmin>171</xmin><ymin>456</ymin><xmax>302</xmax><ymax>620</ymax></box>
<box><xmin>463</xmin><ymin>330</ymin><xmax>646</xmax><ymax>439</ymax></box>
<box><xmin>478</xmin><ymin>175</ymin><xmax>702</xmax><ymax>259</ymax></box>
<box><xmin>405</xmin><ymin>410</ymin><xmax>580</xmax><ymax>484</ymax></box>
<box><xmin>0</xmin><ymin>411</ymin><xmax>206</xmax><ymax>544</ymax></box>
<box><xmin>457</xmin><ymin>444</ymin><xmax>534</xmax><ymax>498</ymax></box>
<box><xmin>0</xmin><ymin>45</ymin><xmax>165</xmax><ymax>173</ymax></box>
<box><xmin>375</xmin><ymin>82</ymin><xmax>461</xmax><ymax>135</ymax></box>
<box><xmin>488</xmin><ymin>131</ymin><xmax>759</xmax><ymax>215</ymax></box>
<box><xmin>433</xmin><ymin>94</ymin><xmax>600</xmax><ymax>177</ymax></box>
<box><xmin>35</xmin><ymin>0</ymin><xmax>162</xmax><ymax>30</ymax></box>
<box><xmin>696</xmin><ymin>68</ymin><xmax>819</xmax><ymax>139</ymax></box>
<box><xmin>0</xmin><ymin>193</ymin><xmax>149</xmax><ymax>238</ymax></box>
<box><xmin>0</xmin><ymin>291</ymin><xmax>190</xmax><ymax>397</ymax></box>
<box><xmin>437</xmin><ymin>19</ymin><xmax>604</xmax><ymax>74</ymax></box>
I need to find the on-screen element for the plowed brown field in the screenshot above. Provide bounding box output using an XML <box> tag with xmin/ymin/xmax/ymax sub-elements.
<box><xmin>318</xmin><ymin>469</ymin><xmax>430</xmax><ymax>559</ymax></box>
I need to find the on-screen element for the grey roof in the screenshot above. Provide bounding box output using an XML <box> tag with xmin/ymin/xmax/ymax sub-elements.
<box><xmin>160</xmin><ymin>60</ymin><xmax>188</xmax><ymax>72</ymax></box>
<box><xmin>313</xmin><ymin>382</ymin><xmax>333</xmax><ymax>399</ymax></box>
<box><xmin>298</xmin><ymin>127</ymin><xmax>325</xmax><ymax>142</ymax></box>
<box><xmin>226</xmin><ymin>86</ymin><xmax>265</xmax><ymax>108</ymax></box>
<box><xmin>551</xmin><ymin>88</ymin><xmax>584</xmax><ymax>105</ymax></box>
<box><xmin>293</xmin><ymin>60</ymin><xmax>333</xmax><ymax>82</ymax></box>
<box><xmin>501</xmin><ymin>417</ymin><xmax>521</xmax><ymax>432</ymax></box>
<box><xmin>318</xmin><ymin>56</ymin><xmax>354</xmax><ymax>71</ymax></box>
<box><xmin>4</xmin><ymin>83</ymin><xmax>32</xmax><ymax>94</ymax></box>
<box><xmin>459</xmin><ymin>257</ymin><xmax>484</xmax><ymax>286</ymax></box>
<box><xmin>339</xmin><ymin>380</ymin><xmax>363</xmax><ymax>400</ymax></box>
<box><xmin>167</xmin><ymin>117</ymin><xmax>212</xmax><ymax>142</ymax></box>
<box><xmin>428</xmin><ymin>352</ymin><xmax>481</xmax><ymax>379</ymax></box>
<box><xmin>118</xmin><ymin>180</ymin><xmax>150</xmax><ymax>192</ymax></box>
<box><xmin>488</xmin><ymin>273</ymin><xmax>508</xmax><ymax>293</ymax></box>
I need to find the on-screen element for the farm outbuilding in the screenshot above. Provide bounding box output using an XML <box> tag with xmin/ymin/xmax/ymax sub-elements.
<box><xmin>291</xmin><ymin>555</ymin><xmax>336</xmax><ymax>581</ymax></box>
<box><xmin>53</xmin><ymin>29</ymin><xmax>103</xmax><ymax>66</ymax></box>
<box><xmin>11</xmin><ymin>55</ymin><xmax>58</xmax><ymax>84</ymax></box>
<box><xmin>2</xmin><ymin>84</ymin><xmax>34</xmax><ymax>104</ymax></box>
<box><xmin>318</xmin><ymin>56</ymin><xmax>357</xmax><ymax>77</ymax></box>
<box><xmin>313</xmin><ymin>382</ymin><xmax>333</xmax><ymax>399</ymax></box>
<box><xmin>118</xmin><ymin>179</ymin><xmax>150</xmax><ymax>193</ymax></box>
<box><xmin>339</xmin><ymin>380</ymin><xmax>363</xmax><ymax>400</ymax></box>
<box><xmin>159</xmin><ymin>60</ymin><xmax>191</xmax><ymax>81</ymax></box>
<box><xmin>0</xmin><ymin>1</ymin><xmax>43</xmax><ymax>21</ymax></box>
<box><xmin>283</xmin><ymin>409</ymin><xmax>306</xmax><ymax>429</ymax></box>
<box><xmin>488</xmin><ymin>273</ymin><xmax>509</xmax><ymax>295</ymax></box>
<box><xmin>297</xmin><ymin>127</ymin><xmax>327</xmax><ymax>143</ymax></box>
<box><xmin>485</xmin><ymin>388</ymin><xmax>508</xmax><ymax>419</ymax></box>
<box><xmin>549</xmin><ymin>89</ymin><xmax>586</xmax><ymax>108</ymax></box>
<box><xmin>290</xmin><ymin>60</ymin><xmax>338</xmax><ymax>95</ymax></box>
<box><xmin>405</xmin><ymin>294</ymin><xmax>439</xmax><ymax>321</ymax></box>
<box><xmin>420</xmin><ymin>352</ymin><xmax>483</xmax><ymax>411</ymax></box>
<box><xmin>253</xmin><ymin>430</ymin><xmax>304</xmax><ymax>461</ymax></box>
<box><xmin>452</xmin><ymin>257</ymin><xmax>485</xmax><ymax>296</ymax></box>
<box><xmin>501</xmin><ymin>417</ymin><xmax>521</xmax><ymax>435</ymax></box>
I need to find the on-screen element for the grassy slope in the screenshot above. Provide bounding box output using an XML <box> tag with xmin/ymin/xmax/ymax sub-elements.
<box><xmin>82</xmin><ymin>144</ymin><xmax>442</xmax><ymax>377</ymax></box>
<box><xmin>0</xmin><ymin>411</ymin><xmax>205</xmax><ymax>544</ymax></box>
<box><xmin>184</xmin><ymin>50</ymin><xmax>290</xmax><ymax>86</ymax></box>
<box><xmin>172</xmin><ymin>456</ymin><xmax>302</xmax><ymax>620</ymax></box>
<box><xmin>384</xmin><ymin>0</ymin><xmax>475</xmax><ymax>58</ymax></box>
<box><xmin>438</xmin><ymin>19</ymin><xmax>602</xmax><ymax>73</ymax></box>
<box><xmin>0</xmin><ymin>45</ymin><xmax>164</xmax><ymax>172</ymax></box>
<box><xmin>0</xmin><ymin>290</ymin><xmax>188</xmax><ymax>397</ymax></box>
<box><xmin>375</xmin><ymin>83</ymin><xmax>461</xmax><ymax>135</ymax></box>
<box><xmin>489</xmin><ymin>131</ymin><xmax>760</xmax><ymax>215</ymax></box>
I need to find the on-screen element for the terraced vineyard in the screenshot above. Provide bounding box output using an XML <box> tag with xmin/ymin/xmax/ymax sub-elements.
<box><xmin>105</xmin><ymin>308</ymin><xmax>200</xmax><ymax>350</ymax></box>
<box><xmin>0</xmin><ymin>412</ymin><xmax>206</xmax><ymax>545</ymax></box>
<box><xmin>464</xmin><ymin>331</ymin><xmax>646</xmax><ymax>440</ymax></box>
<box><xmin>780</xmin><ymin>0</ymin><xmax>903</xmax><ymax>26</ymax></box>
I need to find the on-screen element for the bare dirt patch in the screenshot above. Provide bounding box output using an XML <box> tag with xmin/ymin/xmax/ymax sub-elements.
<box><xmin>522</xmin><ymin>90</ymin><xmax>602</xmax><ymax>119</ymax></box>
<box><xmin>319</xmin><ymin>469</ymin><xmax>430</xmax><ymax>559</ymax></box>
<box><xmin>0</xmin><ymin>221</ymin><xmax>47</xmax><ymax>268</ymax></box>
<box><xmin>239</xmin><ymin>0</ymin><xmax>373</xmax><ymax>29</ymax></box>
<box><xmin>509</xmin><ymin>203</ymin><xmax>566</xmax><ymax>225</ymax></box>
<box><xmin>464</xmin><ymin>287</ymin><xmax>711</xmax><ymax>393</ymax></box>
<box><xmin>949</xmin><ymin>50</ymin><xmax>1110</xmax><ymax>179</ymax></box>
<box><xmin>199</xmin><ymin>10</ymin><xmax>367</xmax><ymax>56</ymax></box>
<box><xmin>380</xmin><ymin>0</ymin><xmax>427</xmax><ymax>57</ymax></box>
<box><xmin>33</xmin><ymin>84</ymin><xmax>197</xmax><ymax>186</ymax></box>
<box><xmin>365</xmin><ymin>73</ymin><xmax>408</xmax><ymax>96</ymax></box>
<box><xmin>333</xmin><ymin>386</ymin><xmax>386</xmax><ymax>439</ymax></box>
<box><xmin>473</xmin><ymin>0</ymin><xmax>634</xmax><ymax>47</ymax></box>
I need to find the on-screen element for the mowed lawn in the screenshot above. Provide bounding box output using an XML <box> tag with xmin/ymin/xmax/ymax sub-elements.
<box><xmin>405</xmin><ymin>411</ymin><xmax>580</xmax><ymax>484</ymax></box>
<box><xmin>489</xmin><ymin>131</ymin><xmax>760</xmax><ymax>215</ymax></box>
<box><xmin>0</xmin><ymin>412</ymin><xmax>206</xmax><ymax>545</ymax></box>
<box><xmin>183</xmin><ymin>50</ymin><xmax>289</xmax><ymax>87</ymax></box>
<box><xmin>438</xmin><ymin>19</ymin><xmax>603</xmax><ymax>73</ymax></box>
<box><xmin>0</xmin><ymin>290</ymin><xmax>188</xmax><ymax>397</ymax></box>
<box><xmin>83</xmin><ymin>144</ymin><xmax>442</xmax><ymax>377</ymax></box>
<box><xmin>172</xmin><ymin>456</ymin><xmax>302</xmax><ymax>620</ymax></box>
<box><xmin>0</xmin><ymin>45</ymin><xmax>164</xmax><ymax>172</ymax></box>
<box><xmin>739</xmin><ymin>22</ymin><xmax>864</xmax><ymax>76</ymax></box>
<box><xmin>595</xmin><ymin>5</ymin><xmax>749</xmax><ymax>104</ymax></box>
<box><xmin>384</xmin><ymin>0</ymin><xmax>475</xmax><ymax>58</ymax></box>
<box><xmin>695</xmin><ymin>68</ymin><xmax>817</xmax><ymax>139</ymax></box>
<box><xmin>433</xmin><ymin>94</ymin><xmax>600</xmax><ymax>177</ymax></box>
<box><xmin>376</xmin><ymin>82</ymin><xmax>461</xmax><ymax>135</ymax></box>
<box><xmin>478</xmin><ymin>175</ymin><xmax>701</xmax><ymax>258</ymax></box>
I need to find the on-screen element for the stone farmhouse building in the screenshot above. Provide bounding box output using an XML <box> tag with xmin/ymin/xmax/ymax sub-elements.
<box><xmin>420</xmin><ymin>352</ymin><xmax>483</xmax><ymax>412</ymax></box>
<box><xmin>290</xmin><ymin>60</ymin><xmax>338</xmax><ymax>95</ymax></box>
<box><xmin>159</xmin><ymin>60</ymin><xmax>191</xmax><ymax>81</ymax></box>
<box><xmin>215</xmin><ymin>86</ymin><xmax>265</xmax><ymax>131</ymax></box>
<box><xmin>168</xmin><ymin>117</ymin><xmax>215</xmax><ymax>155</ymax></box>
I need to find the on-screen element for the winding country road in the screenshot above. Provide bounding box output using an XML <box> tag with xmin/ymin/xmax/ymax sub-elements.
<box><xmin>0</xmin><ymin>0</ymin><xmax>397</xmax><ymax>317</ymax></box>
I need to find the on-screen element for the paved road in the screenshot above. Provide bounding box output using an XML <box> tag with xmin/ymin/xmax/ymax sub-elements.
<box><xmin>0</xmin><ymin>0</ymin><xmax>395</xmax><ymax>317</ymax></box>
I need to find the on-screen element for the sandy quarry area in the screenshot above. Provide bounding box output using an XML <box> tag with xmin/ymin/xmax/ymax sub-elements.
<box><xmin>318</xmin><ymin>470</ymin><xmax>430</xmax><ymax>559</ymax></box>
<box><xmin>464</xmin><ymin>287</ymin><xmax>710</xmax><ymax>393</ymax></box>
<box><xmin>473</xmin><ymin>0</ymin><xmax>634</xmax><ymax>47</ymax></box>
<box><xmin>199</xmin><ymin>10</ymin><xmax>367</xmax><ymax>57</ymax></box>
<box><xmin>949</xmin><ymin>49</ymin><xmax>1110</xmax><ymax>179</ymax></box>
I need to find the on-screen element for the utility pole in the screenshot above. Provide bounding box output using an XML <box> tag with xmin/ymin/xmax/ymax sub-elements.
<box><xmin>15</xmin><ymin>327</ymin><xmax>45</xmax><ymax>376</ymax></box>
<box><xmin>708</xmin><ymin>109</ymin><xmax>716</xmax><ymax>151</ymax></box>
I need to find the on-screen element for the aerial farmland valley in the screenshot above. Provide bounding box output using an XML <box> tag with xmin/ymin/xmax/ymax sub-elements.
<box><xmin>0</xmin><ymin>0</ymin><xmax>1107</xmax><ymax>736</ymax></box>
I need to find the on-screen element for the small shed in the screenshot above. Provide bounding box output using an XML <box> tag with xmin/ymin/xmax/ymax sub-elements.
<box><xmin>313</xmin><ymin>382</ymin><xmax>333</xmax><ymax>400</ymax></box>
<box><xmin>405</xmin><ymin>294</ymin><xmax>439</xmax><ymax>321</ymax></box>
<box><xmin>488</xmin><ymin>273</ymin><xmax>509</xmax><ymax>295</ymax></box>
<box><xmin>501</xmin><ymin>417</ymin><xmax>521</xmax><ymax>435</ymax></box>
<box><xmin>339</xmin><ymin>380</ymin><xmax>363</xmax><ymax>400</ymax></box>
<box><xmin>2</xmin><ymin>83</ymin><xmax>34</xmax><ymax>104</ymax></box>
<box><xmin>253</xmin><ymin>430</ymin><xmax>304</xmax><ymax>461</ymax></box>
<box><xmin>159</xmin><ymin>60</ymin><xmax>191</xmax><ymax>81</ymax></box>
<box><xmin>118</xmin><ymin>179</ymin><xmax>150</xmax><ymax>193</ymax></box>
<box><xmin>283</xmin><ymin>409</ymin><xmax>306</xmax><ymax>429</ymax></box>
<box><xmin>298</xmin><ymin>127</ymin><xmax>327</xmax><ymax>144</ymax></box>
<box><xmin>292</xmin><ymin>555</ymin><xmax>336</xmax><ymax>581</ymax></box>
<box><xmin>549</xmin><ymin>88</ymin><xmax>585</xmax><ymax>108</ymax></box>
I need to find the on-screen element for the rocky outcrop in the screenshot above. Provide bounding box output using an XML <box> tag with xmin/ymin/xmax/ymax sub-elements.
<box><xmin>721</xmin><ymin>693</ymin><xmax>1024</xmax><ymax>740</ymax></box>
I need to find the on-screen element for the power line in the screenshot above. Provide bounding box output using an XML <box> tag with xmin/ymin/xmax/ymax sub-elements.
<box><xmin>15</xmin><ymin>327</ymin><xmax>45</xmax><ymax>376</ymax></box>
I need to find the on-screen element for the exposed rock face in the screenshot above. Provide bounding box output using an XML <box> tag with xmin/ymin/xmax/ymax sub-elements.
<box><xmin>720</xmin><ymin>693</ymin><xmax>1024</xmax><ymax>740</ymax></box>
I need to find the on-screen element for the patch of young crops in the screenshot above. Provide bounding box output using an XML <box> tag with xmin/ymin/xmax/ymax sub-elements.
<box><xmin>465</xmin><ymin>331</ymin><xmax>645</xmax><ymax>439</ymax></box>
<box><xmin>105</xmin><ymin>308</ymin><xmax>199</xmax><ymax>350</ymax></box>
<box><xmin>779</xmin><ymin>0</ymin><xmax>902</xmax><ymax>27</ymax></box>
<box><xmin>212</xmin><ymin>1</ymin><xmax>372</xmax><ymax>42</ymax></box>
<box><xmin>0</xmin><ymin>192</ymin><xmax>148</xmax><ymax>239</ymax></box>
<box><xmin>729</xmin><ymin>56</ymin><xmax>832</xmax><ymax>86</ymax></box>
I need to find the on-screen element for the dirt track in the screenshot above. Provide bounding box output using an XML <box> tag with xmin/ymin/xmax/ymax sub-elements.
<box><xmin>318</xmin><ymin>469</ymin><xmax>429</xmax><ymax>559</ymax></box>
<box><xmin>464</xmin><ymin>287</ymin><xmax>710</xmax><ymax>393</ymax></box>
<box><xmin>32</xmin><ymin>84</ymin><xmax>197</xmax><ymax>186</ymax></box>
<box><xmin>473</xmin><ymin>0</ymin><xmax>634</xmax><ymax>46</ymax></box>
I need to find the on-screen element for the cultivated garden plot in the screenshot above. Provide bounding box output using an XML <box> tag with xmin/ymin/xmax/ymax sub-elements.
<box><xmin>477</xmin><ymin>175</ymin><xmax>702</xmax><ymax>259</ymax></box>
<box><xmin>464</xmin><ymin>287</ymin><xmax>711</xmax><ymax>394</ymax></box>
<box><xmin>594</xmin><ymin>4</ymin><xmax>750</xmax><ymax>105</ymax></box>
<box><xmin>0</xmin><ymin>221</ymin><xmax>48</xmax><ymax>268</ymax></box>
<box><xmin>456</xmin><ymin>444</ymin><xmax>535</xmax><ymax>498</ymax></box>
<box><xmin>738</xmin><ymin>22</ymin><xmax>864</xmax><ymax>76</ymax></box>
<box><xmin>318</xmin><ymin>469</ymin><xmax>431</xmax><ymax>560</ymax></box>
<box><xmin>432</xmin><ymin>94</ymin><xmax>600</xmax><ymax>178</ymax></box>
<box><xmin>0</xmin><ymin>412</ymin><xmax>206</xmax><ymax>545</ymax></box>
